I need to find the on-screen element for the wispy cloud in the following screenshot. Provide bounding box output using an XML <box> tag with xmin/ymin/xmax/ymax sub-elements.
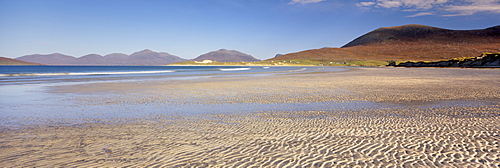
<box><xmin>355</xmin><ymin>0</ymin><xmax>500</xmax><ymax>16</ymax></box>
<box><xmin>356</xmin><ymin>0</ymin><xmax>449</xmax><ymax>9</ymax></box>
<box><xmin>444</xmin><ymin>0</ymin><xmax>500</xmax><ymax>16</ymax></box>
<box><xmin>289</xmin><ymin>0</ymin><xmax>326</xmax><ymax>5</ymax></box>
<box><xmin>356</xmin><ymin>2</ymin><xmax>376</xmax><ymax>7</ymax></box>
<box><xmin>407</xmin><ymin>12</ymin><xmax>435</xmax><ymax>17</ymax></box>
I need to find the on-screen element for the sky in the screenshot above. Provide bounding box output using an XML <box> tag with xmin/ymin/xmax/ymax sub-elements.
<box><xmin>1</xmin><ymin>0</ymin><xmax>499</xmax><ymax>60</ymax></box>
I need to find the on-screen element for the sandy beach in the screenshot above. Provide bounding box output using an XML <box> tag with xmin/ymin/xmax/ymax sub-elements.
<box><xmin>1</xmin><ymin>67</ymin><xmax>499</xmax><ymax>167</ymax></box>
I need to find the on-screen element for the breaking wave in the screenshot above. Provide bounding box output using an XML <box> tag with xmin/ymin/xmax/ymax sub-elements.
<box><xmin>218</xmin><ymin>68</ymin><xmax>251</xmax><ymax>71</ymax></box>
<box><xmin>290</xmin><ymin>68</ymin><xmax>307</xmax><ymax>72</ymax></box>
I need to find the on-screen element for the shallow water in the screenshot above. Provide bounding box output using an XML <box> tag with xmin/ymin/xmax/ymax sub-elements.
<box><xmin>0</xmin><ymin>66</ymin><xmax>349</xmax><ymax>126</ymax></box>
<box><xmin>0</xmin><ymin>66</ymin><xmax>340</xmax><ymax>85</ymax></box>
<box><xmin>1</xmin><ymin>66</ymin><xmax>498</xmax><ymax>127</ymax></box>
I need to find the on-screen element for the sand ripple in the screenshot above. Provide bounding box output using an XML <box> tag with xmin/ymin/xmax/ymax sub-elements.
<box><xmin>1</xmin><ymin>106</ymin><xmax>500</xmax><ymax>167</ymax></box>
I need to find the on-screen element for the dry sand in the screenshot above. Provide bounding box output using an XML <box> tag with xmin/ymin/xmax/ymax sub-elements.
<box><xmin>1</xmin><ymin>67</ymin><xmax>499</xmax><ymax>167</ymax></box>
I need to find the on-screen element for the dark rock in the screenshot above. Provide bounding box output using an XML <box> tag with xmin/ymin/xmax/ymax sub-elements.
<box><xmin>392</xmin><ymin>53</ymin><xmax>500</xmax><ymax>68</ymax></box>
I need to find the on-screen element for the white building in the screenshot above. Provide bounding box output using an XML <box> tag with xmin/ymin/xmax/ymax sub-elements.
<box><xmin>194</xmin><ymin>60</ymin><xmax>214</xmax><ymax>64</ymax></box>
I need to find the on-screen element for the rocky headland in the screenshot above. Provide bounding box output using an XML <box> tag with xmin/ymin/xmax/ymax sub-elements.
<box><xmin>390</xmin><ymin>53</ymin><xmax>500</xmax><ymax>68</ymax></box>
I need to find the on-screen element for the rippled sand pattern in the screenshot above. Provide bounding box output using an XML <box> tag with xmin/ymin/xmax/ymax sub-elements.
<box><xmin>1</xmin><ymin>67</ymin><xmax>499</xmax><ymax>167</ymax></box>
<box><xmin>2</xmin><ymin>108</ymin><xmax>500</xmax><ymax>167</ymax></box>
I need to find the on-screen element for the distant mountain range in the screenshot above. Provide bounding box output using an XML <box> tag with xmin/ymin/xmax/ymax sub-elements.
<box><xmin>4</xmin><ymin>24</ymin><xmax>499</xmax><ymax>66</ymax></box>
<box><xmin>193</xmin><ymin>49</ymin><xmax>260</xmax><ymax>62</ymax></box>
<box><xmin>15</xmin><ymin>49</ymin><xmax>187</xmax><ymax>66</ymax></box>
<box><xmin>10</xmin><ymin>49</ymin><xmax>260</xmax><ymax>65</ymax></box>
<box><xmin>270</xmin><ymin>24</ymin><xmax>500</xmax><ymax>61</ymax></box>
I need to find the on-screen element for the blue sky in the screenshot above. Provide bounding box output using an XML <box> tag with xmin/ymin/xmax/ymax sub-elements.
<box><xmin>1</xmin><ymin>0</ymin><xmax>499</xmax><ymax>59</ymax></box>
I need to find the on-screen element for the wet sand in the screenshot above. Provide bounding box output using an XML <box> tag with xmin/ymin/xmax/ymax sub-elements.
<box><xmin>1</xmin><ymin>67</ymin><xmax>499</xmax><ymax>167</ymax></box>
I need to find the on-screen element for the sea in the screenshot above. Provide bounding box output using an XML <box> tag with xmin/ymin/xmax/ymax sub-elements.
<box><xmin>0</xmin><ymin>65</ymin><xmax>316</xmax><ymax>85</ymax></box>
<box><xmin>0</xmin><ymin>65</ymin><xmax>356</xmax><ymax>126</ymax></box>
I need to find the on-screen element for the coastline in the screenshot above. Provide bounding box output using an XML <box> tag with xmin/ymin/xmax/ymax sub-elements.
<box><xmin>1</xmin><ymin>67</ymin><xmax>499</xmax><ymax>167</ymax></box>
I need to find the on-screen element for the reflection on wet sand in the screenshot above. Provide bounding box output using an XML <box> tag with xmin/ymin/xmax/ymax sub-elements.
<box><xmin>1</xmin><ymin>67</ymin><xmax>499</xmax><ymax>167</ymax></box>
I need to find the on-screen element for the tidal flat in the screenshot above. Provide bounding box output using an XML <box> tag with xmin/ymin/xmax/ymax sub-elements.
<box><xmin>1</xmin><ymin>67</ymin><xmax>499</xmax><ymax>167</ymax></box>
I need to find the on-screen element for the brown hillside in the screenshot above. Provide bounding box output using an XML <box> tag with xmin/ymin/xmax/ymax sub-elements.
<box><xmin>0</xmin><ymin>57</ymin><xmax>41</xmax><ymax>65</ymax></box>
<box><xmin>270</xmin><ymin>24</ymin><xmax>500</xmax><ymax>62</ymax></box>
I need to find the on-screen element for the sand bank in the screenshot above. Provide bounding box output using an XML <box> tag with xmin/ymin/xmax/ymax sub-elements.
<box><xmin>1</xmin><ymin>67</ymin><xmax>499</xmax><ymax>167</ymax></box>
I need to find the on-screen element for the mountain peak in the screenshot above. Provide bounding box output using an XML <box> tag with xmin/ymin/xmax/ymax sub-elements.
<box><xmin>82</xmin><ymin>54</ymin><xmax>102</xmax><ymax>57</ymax></box>
<box><xmin>193</xmin><ymin>49</ymin><xmax>260</xmax><ymax>62</ymax></box>
<box><xmin>486</xmin><ymin>25</ymin><xmax>500</xmax><ymax>30</ymax></box>
<box><xmin>340</xmin><ymin>24</ymin><xmax>498</xmax><ymax>48</ymax></box>
<box><xmin>272</xmin><ymin>24</ymin><xmax>500</xmax><ymax>62</ymax></box>
<box><xmin>50</xmin><ymin>53</ymin><xmax>68</xmax><ymax>56</ymax></box>
<box><xmin>130</xmin><ymin>49</ymin><xmax>158</xmax><ymax>57</ymax></box>
<box><xmin>136</xmin><ymin>49</ymin><xmax>155</xmax><ymax>53</ymax></box>
<box><xmin>381</xmin><ymin>24</ymin><xmax>440</xmax><ymax>30</ymax></box>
